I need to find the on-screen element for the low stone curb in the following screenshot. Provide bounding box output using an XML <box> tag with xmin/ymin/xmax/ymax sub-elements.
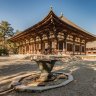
<box><xmin>11</xmin><ymin>72</ymin><xmax>73</xmax><ymax>92</ymax></box>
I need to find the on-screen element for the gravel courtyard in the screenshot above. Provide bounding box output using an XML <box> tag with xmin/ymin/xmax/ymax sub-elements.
<box><xmin>0</xmin><ymin>56</ymin><xmax>96</xmax><ymax>96</ymax></box>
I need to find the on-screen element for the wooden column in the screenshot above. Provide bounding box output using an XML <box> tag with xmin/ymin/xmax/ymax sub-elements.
<box><xmin>80</xmin><ymin>39</ymin><xmax>82</xmax><ymax>55</ymax></box>
<box><xmin>34</xmin><ymin>38</ymin><xmax>36</xmax><ymax>54</ymax></box>
<box><xmin>54</xmin><ymin>33</ymin><xmax>58</xmax><ymax>50</ymax></box>
<box><xmin>73</xmin><ymin>36</ymin><xmax>75</xmax><ymax>55</ymax></box>
<box><xmin>56</xmin><ymin>39</ymin><xmax>58</xmax><ymax>50</ymax></box>
<box><xmin>51</xmin><ymin>25</ymin><xmax>58</xmax><ymax>51</ymax></box>
<box><xmin>29</xmin><ymin>43</ymin><xmax>31</xmax><ymax>54</ymax></box>
<box><xmin>85</xmin><ymin>40</ymin><xmax>87</xmax><ymax>55</ymax></box>
<box><xmin>40</xmin><ymin>36</ymin><xmax>43</xmax><ymax>53</ymax></box>
<box><xmin>18</xmin><ymin>43</ymin><xmax>20</xmax><ymax>54</ymax></box>
<box><xmin>30</xmin><ymin>43</ymin><xmax>32</xmax><ymax>54</ymax></box>
<box><xmin>63</xmin><ymin>33</ymin><xmax>68</xmax><ymax>54</ymax></box>
<box><xmin>19</xmin><ymin>42</ymin><xmax>22</xmax><ymax>54</ymax></box>
<box><xmin>19</xmin><ymin>46</ymin><xmax>20</xmax><ymax>54</ymax></box>
<box><xmin>24</xmin><ymin>41</ymin><xmax>26</xmax><ymax>54</ymax></box>
<box><xmin>31</xmin><ymin>43</ymin><xmax>32</xmax><ymax>54</ymax></box>
<box><xmin>20</xmin><ymin>46</ymin><xmax>22</xmax><ymax>54</ymax></box>
<box><xmin>28</xmin><ymin>39</ymin><xmax>31</xmax><ymax>54</ymax></box>
<box><xmin>47</xmin><ymin>32</ymin><xmax>51</xmax><ymax>48</ymax></box>
<box><xmin>21</xmin><ymin>42</ymin><xmax>23</xmax><ymax>54</ymax></box>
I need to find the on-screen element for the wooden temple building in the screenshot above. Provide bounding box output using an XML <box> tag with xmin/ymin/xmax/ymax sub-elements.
<box><xmin>10</xmin><ymin>9</ymin><xmax>96</xmax><ymax>55</ymax></box>
<box><xmin>86</xmin><ymin>41</ymin><xmax>96</xmax><ymax>54</ymax></box>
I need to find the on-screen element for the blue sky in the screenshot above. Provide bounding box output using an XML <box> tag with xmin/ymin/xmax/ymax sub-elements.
<box><xmin>0</xmin><ymin>0</ymin><xmax>96</xmax><ymax>35</ymax></box>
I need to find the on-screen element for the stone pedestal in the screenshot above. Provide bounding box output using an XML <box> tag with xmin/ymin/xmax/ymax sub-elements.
<box><xmin>34</xmin><ymin>59</ymin><xmax>57</xmax><ymax>81</ymax></box>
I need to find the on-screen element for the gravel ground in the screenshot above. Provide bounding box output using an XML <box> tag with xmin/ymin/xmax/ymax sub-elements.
<box><xmin>0</xmin><ymin>56</ymin><xmax>96</xmax><ymax>96</ymax></box>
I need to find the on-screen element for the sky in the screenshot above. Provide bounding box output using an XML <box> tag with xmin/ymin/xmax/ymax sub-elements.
<box><xmin>0</xmin><ymin>0</ymin><xmax>96</xmax><ymax>35</ymax></box>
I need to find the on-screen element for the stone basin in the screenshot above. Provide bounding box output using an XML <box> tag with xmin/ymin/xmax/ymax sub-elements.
<box><xmin>10</xmin><ymin>55</ymin><xmax>74</xmax><ymax>92</ymax></box>
<box><xmin>33</xmin><ymin>59</ymin><xmax>58</xmax><ymax>81</ymax></box>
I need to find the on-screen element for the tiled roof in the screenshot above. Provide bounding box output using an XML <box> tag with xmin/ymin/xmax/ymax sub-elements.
<box><xmin>60</xmin><ymin>16</ymin><xmax>96</xmax><ymax>37</ymax></box>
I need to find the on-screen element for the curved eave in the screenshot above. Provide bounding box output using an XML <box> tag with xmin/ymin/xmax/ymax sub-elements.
<box><xmin>10</xmin><ymin>10</ymin><xmax>96</xmax><ymax>42</ymax></box>
<box><xmin>60</xmin><ymin>16</ymin><xmax>96</xmax><ymax>41</ymax></box>
<box><xmin>10</xmin><ymin>10</ymin><xmax>55</xmax><ymax>41</ymax></box>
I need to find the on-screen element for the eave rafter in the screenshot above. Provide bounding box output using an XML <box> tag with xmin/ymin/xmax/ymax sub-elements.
<box><xmin>52</xmin><ymin>15</ymin><xmax>95</xmax><ymax>41</ymax></box>
<box><xmin>10</xmin><ymin>10</ymin><xmax>96</xmax><ymax>42</ymax></box>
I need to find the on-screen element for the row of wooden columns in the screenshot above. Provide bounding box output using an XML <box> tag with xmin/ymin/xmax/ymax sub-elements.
<box><xmin>17</xmin><ymin>32</ymin><xmax>86</xmax><ymax>55</ymax></box>
<box><xmin>18</xmin><ymin>41</ymin><xmax>86</xmax><ymax>55</ymax></box>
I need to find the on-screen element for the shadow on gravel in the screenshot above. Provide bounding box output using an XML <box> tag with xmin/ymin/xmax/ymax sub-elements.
<box><xmin>0</xmin><ymin>61</ymin><xmax>38</xmax><ymax>77</ymax></box>
<box><xmin>0</xmin><ymin>60</ymin><xmax>96</xmax><ymax>96</ymax></box>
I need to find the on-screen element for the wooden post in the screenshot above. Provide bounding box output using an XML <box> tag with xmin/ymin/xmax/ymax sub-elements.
<box><xmin>31</xmin><ymin>43</ymin><xmax>32</xmax><ymax>54</ymax></box>
<box><xmin>34</xmin><ymin>38</ymin><xmax>36</xmax><ymax>54</ymax></box>
<box><xmin>28</xmin><ymin>39</ymin><xmax>31</xmax><ymax>54</ymax></box>
<box><xmin>85</xmin><ymin>40</ymin><xmax>87</xmax><ymax>55</ymax></box>
<box><xmin>80</xmin><ymin>39</ymin><xmax>82</xmax><ymax>55</ymax></box>
<box><xmin>64</xmin><ymin>33</ymin><xmax>67</xmax><ymax>54</ymax></box>
<box><xmin>56</xmin><ymin>39</ymin><xmax>58</xmax><ymax>50</ymax></box>
<box><xmin>21</xmin><ymin>41</ymin><xmax>23</xmax><ymax>54</ymax></box>
<box><xmin>73</xmin><ymin>36</ymin><xmax>75</xmax><ymax>55</ymax></box>
<box><xmin>54</xmin><ymin>33</ymin><xmax>58</xmax><ymax>51</ymax></box>
<box><xmin>21</xmin><ymin>46</ymin><xmax>23</xmax><ymax>54</ymax></box>
<box><xmin>18</xmin><ymin>42</ymin><xmax>20</xmax><ymax>54</ymax></box>
<box><xmin>24</xmin><ymin>41</ymin><xmax>26</xmax><ymax>54</ymax></box>
<box><xmin>40</xmin><ymin>36</ymin><xmax>43</xmax><ymax>53</ymax></box>
<box><xmin>18</xmin><ymin>44</ymin><xmax>20</xmax><ymax>54</ymax></box>
<box><xmin>46</xmin><ymin>31</ymin><xmax>52</xmax><ymax>54</ymax></box>
<box><xmin>19</xmin><ymin>42</ymin><xmax>22</xmax><ymax>54</ymax></box>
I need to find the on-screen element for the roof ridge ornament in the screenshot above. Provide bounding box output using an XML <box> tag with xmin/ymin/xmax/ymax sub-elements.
<box><xmin>60</xmin><ymin>12</ymin><xmax>63</xmax><ymax>17</ymax></box>
<box><xmin>50</xmin><ymin>5</ymin><xmax>53</xmax><ymax>11</ymax></box>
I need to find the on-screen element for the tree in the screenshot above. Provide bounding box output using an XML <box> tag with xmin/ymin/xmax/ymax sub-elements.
<box><xmin>0</xmin><ymin>21</ymin><xmax>14</xmax><ymax>49</ymax></box>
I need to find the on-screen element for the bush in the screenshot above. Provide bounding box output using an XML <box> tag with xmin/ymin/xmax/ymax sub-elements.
<box><xmin>0</xmin><ymin>48</ymin><xmax>9</xmax><ymax>56</ymax></box>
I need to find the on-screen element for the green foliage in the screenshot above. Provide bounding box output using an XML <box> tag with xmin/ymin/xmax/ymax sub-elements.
<box><xmin>7</xmin><ymin>40</ymin><xmax>18</xmax><ymax>54</ymax></box>
<box><xmin>0</xmin><ymin>21</ymin><xmax>14</xmax><ymax>54</ymax></box>
<box><xmin>0</xmin><ymin>21</ymin><xmax>14</xmax><ymax>37</ymax></box>
<box><xmin>0</xmin><ymin>20</ymin><xmax>20</xmax><ymax>55</ymax></box>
